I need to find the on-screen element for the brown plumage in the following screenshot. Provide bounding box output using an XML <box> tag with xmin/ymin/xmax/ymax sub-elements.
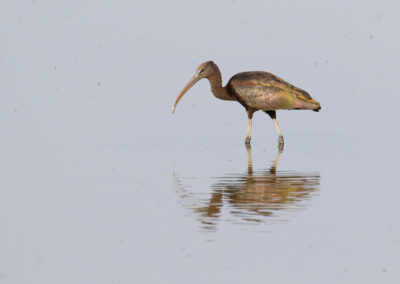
<box><xmin>172</xmin><ymin>61</ymin><xmax>321</xmax><ymax>147</ymax></box>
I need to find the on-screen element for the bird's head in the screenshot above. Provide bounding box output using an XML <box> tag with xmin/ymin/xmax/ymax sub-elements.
<box><xmin>195</xmin><ymin>61</ymin><xmax>218</xmax><ymax>79</ymax></box>
<box><xmin>172</xmin><ymin>61</ymin><xmax>218</xmax><ymax>114</ymax></box>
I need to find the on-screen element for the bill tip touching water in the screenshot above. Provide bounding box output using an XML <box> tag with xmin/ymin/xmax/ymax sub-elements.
<box><xmin>172</xmin><ymin>61</ymin><xmax>321</xmax><ymax>148</ymax></box>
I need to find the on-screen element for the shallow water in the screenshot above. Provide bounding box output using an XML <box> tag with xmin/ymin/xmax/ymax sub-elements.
<box><xmin>1</xmin><ymin>1</ymin><xmax>400</xmax><ymax>283</ymax></box>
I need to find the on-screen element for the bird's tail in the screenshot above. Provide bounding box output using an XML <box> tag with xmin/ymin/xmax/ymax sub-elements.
<box><xmin>313</xmin><ymin>103</ymin><xmax>321</xmax><ymax>112</ymax></box>
<box><xmin>294</xmin><ymin>97</ymin><xmax>321</xmax><ymax>111</ymax></box>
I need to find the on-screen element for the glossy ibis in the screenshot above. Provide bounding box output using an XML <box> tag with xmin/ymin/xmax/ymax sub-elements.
<box><xmin>172</xmin><ymin>61</ymin><xmax>321</xmax><ymax>147</ymax></box>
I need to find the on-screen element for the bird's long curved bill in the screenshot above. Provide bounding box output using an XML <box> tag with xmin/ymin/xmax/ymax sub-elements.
<box><xmin>172</xmin><ymin>74</ymin><xmax>200</xmax><ymax>114</ymax></box>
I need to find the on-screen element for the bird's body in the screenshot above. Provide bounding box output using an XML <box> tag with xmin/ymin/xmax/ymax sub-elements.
<box><xmin>172</xmin><ymin>61</ymin><xmax>321</xmax><ymax>147</ymax></box>
<box><xmin>227</xmin><ymin>71</ymin><xmax>320</xmax><ymax>112</ymax></box>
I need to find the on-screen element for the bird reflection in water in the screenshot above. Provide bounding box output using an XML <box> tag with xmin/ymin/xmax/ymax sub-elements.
<box><xmin>173</xmin><ymin>146</ymin><xmax>320</xmax><ymax>231</ymax></box>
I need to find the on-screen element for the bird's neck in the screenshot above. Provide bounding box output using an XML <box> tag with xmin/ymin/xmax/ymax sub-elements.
<box><xmin>207</xmin><ymin>70</ymin><xmax>235</xmax><ymax>101</ymax></box>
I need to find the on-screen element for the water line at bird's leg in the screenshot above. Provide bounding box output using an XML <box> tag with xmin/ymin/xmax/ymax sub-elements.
<box><xmin>246</xmin><ymin>144</ymin><xmax>253</xmax><ymax>172</ymax></box>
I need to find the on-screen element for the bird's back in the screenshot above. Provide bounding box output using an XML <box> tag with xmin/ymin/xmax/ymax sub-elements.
<box><xmin>227</xmin><ymin>71</ymin><xmax>321</xmax><ymax>111</ymax></box>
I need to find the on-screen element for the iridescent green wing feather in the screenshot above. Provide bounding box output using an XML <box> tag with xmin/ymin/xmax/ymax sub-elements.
<box><xmin>228</xmin><ymin>72</ymin><xmax>320</xmax><ymax>111</ymax></box>
<box><xmin>261</xmin><ymin>72</ymin><xmax>319</xmax><ymax>103</ymax></box>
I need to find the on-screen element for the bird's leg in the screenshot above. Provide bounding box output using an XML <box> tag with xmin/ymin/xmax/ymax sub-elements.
<box><xmin>265</xmin><ymin>111</ymin><xmax>284</xmax><ymax>148</ymax></box>
<box><xmin>245</xmin><ymin>143</ymin><xmax>253</xmax><ymax>175</ymax></box>
<box><xmin>245</xmin><ymin>118</ymin><xmax>252</xmax><ymax>144</ymax></box>
<box><xmin>245</xmin><ymin>109</ymin><xmax>255</xmax><ymax>145</ymax></box>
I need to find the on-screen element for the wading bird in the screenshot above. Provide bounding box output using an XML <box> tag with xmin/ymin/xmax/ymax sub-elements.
<box><xmin>172</xmin><ymin>61</ymin><xmax>321</xmax><ymax>147</ymax></box>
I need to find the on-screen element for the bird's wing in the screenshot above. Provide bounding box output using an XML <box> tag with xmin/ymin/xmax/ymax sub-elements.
<box><xmin>228</xmin><ymin>72</ymin><xmax>320</xmax><ymax>110</ymax></box>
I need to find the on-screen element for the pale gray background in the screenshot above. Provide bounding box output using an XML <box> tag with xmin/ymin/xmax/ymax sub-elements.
<box><xmin>1</xmin><ymin>1</ymin><xmax>399</xmax><ymax>283</ymax></box>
